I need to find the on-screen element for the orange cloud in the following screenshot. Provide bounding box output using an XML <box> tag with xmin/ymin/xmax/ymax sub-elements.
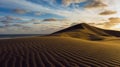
<box><xmin>99</xmin><ymin>10</ymin><xmax>117</xmax><ymax>15</ymax></box>
<box><xmin>104</xmin><ymin>17</ymin><xmax>120</xmax><ymax>28</ymax></box>
<box><xmin>85</xmin><ymin>0</ymin><xmax>107</xmax><ymax>8</ymax></box>
<box><xmin>109</xmin><ymin>17</ymin><xmax>120</xmax><ymax>22</ymax></box>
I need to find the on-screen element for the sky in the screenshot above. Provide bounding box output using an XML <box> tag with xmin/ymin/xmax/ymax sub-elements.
<box><xmin>0</xmin><ymin>0</ymin><xmax>120</xmax><ymax>34</ymax></box>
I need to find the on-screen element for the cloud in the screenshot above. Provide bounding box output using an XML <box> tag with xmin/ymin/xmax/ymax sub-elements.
<box><xmin>0</xmin><ymin>26</ymin><xmax>5</xmax><ymax>28</ymax></box>
<box><xmin>12</xmin><ymin>24</ymin><xmax>23</xmax><ymax>27</ymax></box>
<box><xmin>104</xmin><ymin>17</ymin><xmax>120</xmax><ymax>28</ymax></box>
<box><xmin>62</xmin><ymin>0</ymin><xmax>72</xmax><ymax>6</ymax></box>
<box><xmin>31</xmin><ymin>19</ymin><xmax>42</xmax><ymax>24</ymax></box>
<box><xmin>0</xmin><ymin>16</ymin><xmax>15</xmax><ymax>21</ymax></box>
<box><xmin>109</xmin><ymin>17</ymin><xmax>120</xmax><ymax>22</ymax></box>
<box><xmin>34</xmin><ymin>12</ymin><xmax>43</xmax><ymax>16</ymax></box>
<box><xmin>0</xmin><ymin>0</ymin><xmax>54</xmax><ymax>13</ymax></box>
<box><xmin>0</xmin><ymin>0</ymin><xmax>107</xmax><ymax>21</ymax></box>
<box><xmin>14</xmin><ymin>24</ymin><xmax>31</xmax><ymax>29</ymax></box>
<box><xmin>85</xmin><ymin>0</ymin><xmax>107</xmax><ymax>8</ymax></box>
<box><xmin>1</xmin><ymin>0</ymin><xmax>120</xmax><ymax>33</ymax></box>
<box><xmin>0</xmin><ymin>24</ymin><xmax>13</xmax><ymax>28</ymax></box>
<box><xmin>0</xmin><ymin>16</ymin><xmax>45</xmax><ymax>29</ymax></box>
<box><xmin>0</xmin><ymin>22</ymin><xmax>32</xmax><ymax>32</ymax></box>
<box><xmin>0</xmin><ymin>16</ymin><xmax>15</xmax><ymax>24</ymax></box>
<box><xmin>0</xmin><ymin>16</ymin><xmax>24</xmax><ymax>24</ymax></box>
<box><xmin>0</xmin><ymin>24</ymin><xmax>32</xmax><ymax>34</ymax></box>
<box><xmin>0</xmin><ymin>16</ymin><xmax>15</xmax><ymax>20</ymax></box>
<box><xmin>4</xmin><ymin>16</ymin><xmax>15</xmax><ymax>20</ymax></box>
<box><xmin>99</xmin><ymin>10</ymin><xmax>117</xmax><ymax>15</ymax></box>
<box><xmin>13</xmin><ymin>8</ymin><xmax>28</xmax><ymax>14</ymax></box>
<box><xmin>0</xmin><ymin>16</ymin><xmax>36</xmax><ymax>30</ymax></box>
<box><xmin>0</xmin><ymin>0</ymin><xmax>67</xmax><ymax>18</ymax></box>
<box><xmin>62</xmin><ymin>0</ymin><xmax>87</xmax><ymax>6</ymax></box>
<box><xmin>43</xmin><ymin>18</ymin><xmax>58</xmax><ymax>22</ymax></box>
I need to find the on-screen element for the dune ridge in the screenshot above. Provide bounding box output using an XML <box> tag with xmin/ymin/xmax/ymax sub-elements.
<box><xmin>51</xmin><ymin>23</ymin><xmax>120</xmax><ymax>40</ymax></box>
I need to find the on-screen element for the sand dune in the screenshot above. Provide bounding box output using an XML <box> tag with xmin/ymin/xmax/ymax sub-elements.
<box><xmin>0</xmin><ymin>23</ymin><xmax>120</xmax><ymax>67</ymax></box>
<box><xmin>52</xmin><ymin>23</ymin><xmax>120</xmax><ymax>40</ymax></box>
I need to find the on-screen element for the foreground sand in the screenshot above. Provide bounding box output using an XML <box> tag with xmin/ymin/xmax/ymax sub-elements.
<box><xmin>0</xmin><ymin>36</ymin><xmax>120</xmax><ymax>67</ymax></box>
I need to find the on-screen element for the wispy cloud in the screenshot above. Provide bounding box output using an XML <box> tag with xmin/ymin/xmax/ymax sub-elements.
<box><xmin>0</xmin><ymin>0</ymin><xmax>109</xmax><ymax>21</ymax></box>
<box><xmin>13</xmin><ymin>8</ymin><xmax>29</xmax><ymax>14</ymax></box>
<box><xmin>0</xmin><ymin>16</ymin><xmax>29</xmax><ymax>24</ymax></box>
<box><xmin>0</xmin><ymin>0</ymin><xmax>53</xmax><ymax>13</ymax></box>
<box><xmin>43</xmin><ymin>18</ymin><xmax>58</xmax><ymax>22</ymax></box>
<box><xmin>34</xmin><ymin>12</ymin><xmax>42</xmax><ymax>16</ymax></box>
<box><xmin>1</xmin><ymin>0</ymin><xmax>120</xmax><ymax>33</ymax></box>
<box><xmin>85</xmin><ymin>0</ymin><xmax>107</xmax><ymax>8</ymax></box>
<box><xmin>99</xmin><ymin>10</ymin><xmax>117</xmax><ymax>15</ymax></box>
<box><xmin>62</xmin><ymin>0</ymin><xmax>86</xmax><ymax>6</ymax></box>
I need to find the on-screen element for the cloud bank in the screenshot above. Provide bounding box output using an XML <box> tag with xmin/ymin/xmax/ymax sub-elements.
<box><xmin>1</xmin><ymin>0</ymin><xmax>120</xmax><ymax>34</ymax></box>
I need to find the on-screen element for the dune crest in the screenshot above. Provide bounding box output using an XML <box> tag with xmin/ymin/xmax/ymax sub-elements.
<box><xmin>51</xmin><ymin>23</ymin><xmax>120</xmax><ymax>40</ymax></box>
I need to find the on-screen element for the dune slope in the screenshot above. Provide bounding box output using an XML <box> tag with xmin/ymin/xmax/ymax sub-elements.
<box><xmin>52</xmin><ymin>23</ymin><xmax>120</xmax><ymax>40</ymax></box>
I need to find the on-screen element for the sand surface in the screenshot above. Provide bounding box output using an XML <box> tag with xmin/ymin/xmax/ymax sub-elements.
<box><xmin>0</xmin><ymin>37</ymin><xmax>120</xmax><ymax>67</ymax></box>
<box><xmin>1</xmin><ymin>23</ymin><xmax>120</xmax><ymax>67</ymax></box>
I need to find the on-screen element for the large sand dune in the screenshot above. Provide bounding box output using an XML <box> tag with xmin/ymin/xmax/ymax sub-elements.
<box><xmin>0</xmin><ymin>23</ymin><xmax>120</xmax><ymax>67</ymax></box>
<box><xmin>52</xmin><ymin>23</ymin><xmax>120</xmax><ymax>40</ymax></box>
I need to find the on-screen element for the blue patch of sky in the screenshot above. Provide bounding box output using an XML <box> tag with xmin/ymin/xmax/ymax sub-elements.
<box><xmin>0</xmin><ymin>8</ymin><xmax>12</xmax><ymax>14</ymax></box>
<box><xmin>79</xmin><ymin>1</ymin><xmax>89</xmax><ymax>7</ymax></box>
<box><xmin>56</xmin><ymin>0</ymin><xmax>63</xmax><ymax>5</ymax></box>
<box><xmin>0</xmin><ymin>0</ymin><xmax>65</xmax><ymax>20</ymax></box>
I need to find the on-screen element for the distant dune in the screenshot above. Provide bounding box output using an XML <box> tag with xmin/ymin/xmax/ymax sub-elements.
<box><xmin>0</xmin><ymin>23</ymin><xmax>120</xmax><ymax>67</ymax></box>
<box><xmin>52</xmin><ymin>23</ymin><xmax>120</xmax><ymax>40</ymax></box>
